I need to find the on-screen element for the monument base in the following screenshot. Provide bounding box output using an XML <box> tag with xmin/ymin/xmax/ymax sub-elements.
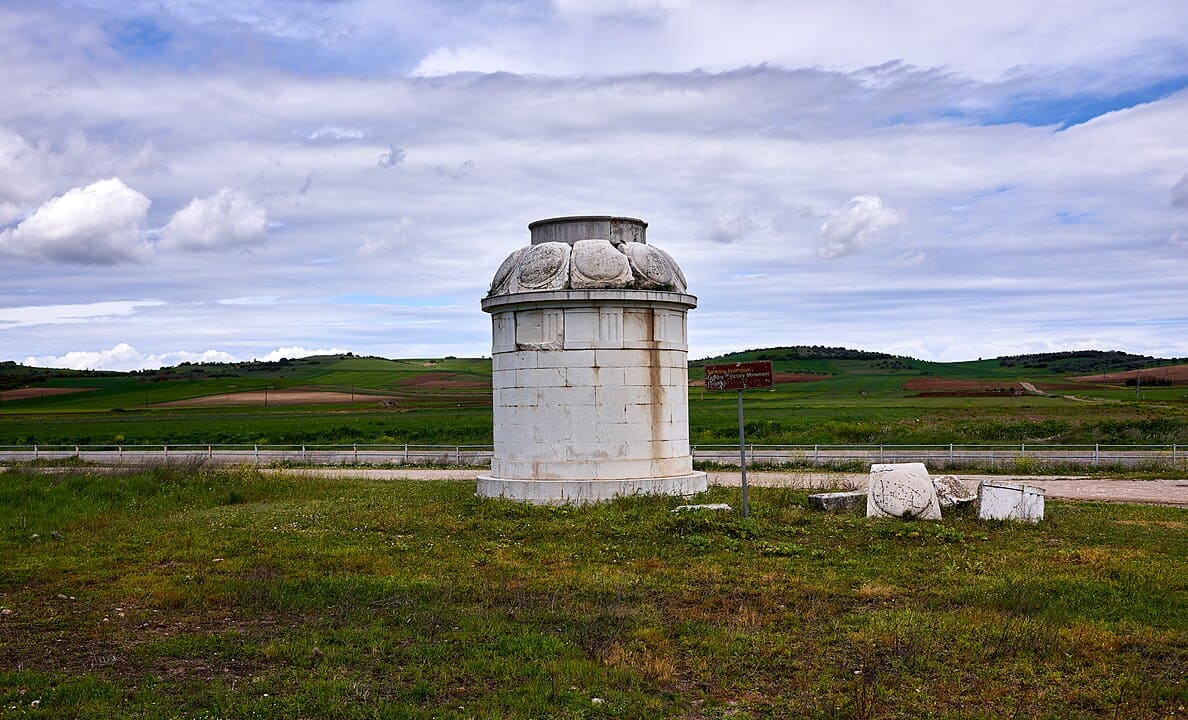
<box><xmin>476</xmin><ymin>472</ymin><xmax>708</xmax><ymax>505</ymax></box>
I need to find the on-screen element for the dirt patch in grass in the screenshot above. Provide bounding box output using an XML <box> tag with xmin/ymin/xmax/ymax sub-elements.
<box><xmin>154</xmin><ymin>389</ymin><xmax>395</xmax><ymax>407</ymax></box>
<box><xmin>395</xmin><ymin>373</ymin><xmax>489</xmax><ymax>390</ymax></box>
<box><xmin>0</xmin><ymin>386</ymin><xmax>95</xmax><ymax>401</ymax></box>
<box><xmin>1071</xmin><ymin>363</ymin><xmax>1188</xmax><ymax>385</ymax></box>
<box><xmin>903</xmin><ymin>378</ymin><xmax>1027</xmax><ymax>396</ymax></box>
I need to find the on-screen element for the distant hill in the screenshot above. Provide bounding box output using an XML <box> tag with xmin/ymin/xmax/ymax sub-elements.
<box><xmin>691</xmin><ymin>346</ymin><xmax>894</xmax><ymax>366</ymax></box>
<box><xmin>0</xmin><ymin>360</ymin><xmax>121</xmax><ymax>392</ymax></box>
<box><xmin>995</xmin><ymin>350</ymin><xmax>1186</xmax><ymax>375</ymax></box>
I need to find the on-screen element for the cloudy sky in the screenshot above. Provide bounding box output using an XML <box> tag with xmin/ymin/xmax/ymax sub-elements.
<box><xmin>2</xmin><ymin>0</ymin><xmax>1187</xmax><ymax>370</ymax></box>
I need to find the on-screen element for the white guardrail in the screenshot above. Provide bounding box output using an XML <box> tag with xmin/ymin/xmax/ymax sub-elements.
<box><xmin>0</xmin><ymin>443</ymin><xmax>1184</xmax><ymax>468</ymax></box>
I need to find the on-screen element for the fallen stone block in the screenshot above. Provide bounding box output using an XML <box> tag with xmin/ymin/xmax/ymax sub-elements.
<box><xmin>932</xmin><ymin>475</ymin><xmax>977</xmax><ymax>508</ymax></box>
<box><xmin>808</xmin><ymin>491</ymin><xmax>867</xmax><ymax>512</ymax></box>
<box><xmin>867</xmin><ymin>462</ymin><xmax>942</xmax><ymax>520</ymax></box>
<box><xmin>977</xmin><ymin>481</ymin><xmax>1045</xmax><ymax>522</ymax></box>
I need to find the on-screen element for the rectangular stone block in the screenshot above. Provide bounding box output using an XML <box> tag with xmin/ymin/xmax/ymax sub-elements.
<box><xmin>536</xmin><ymin>349</ymin><xmax>595</xmax><ymax>369</ymax></box>
<box><xmin>563</xmin><ymin>309</ymin><xmax>598</xmax><ymax>345</ymax></box>
<box><xmin>595</xmin><ymin>348</ymin><xmax>653</xmax><ymax>368</ymax></box>
<box><xmin>977</xmin><ymin>481</ymin><xmax>1045</xmax><ymax>522</ymax></box>
<box><xmin>492</xmin><ymin>312</ymin><xmax>516</xmax><ymax>353</ymax></box>
<box><xmin>622</xmin><ymin>309</ymin><xmax>653</xmax><ymax>341</ymax></box>
<box><xmin>550</xmin><ymin>386</ymin><xmax>597</xmax><ymax>407</ymax></box>
<box><xmin>492</xmin><ymin>351</ymin><xmax>537</xmax><ymax>371</ymax></box>
<box><xmin>809</xmin><ymin>491</ymin><xmax>867</xmax><ymax>512</ymax></box>
<box><xmin>598</xmin><ymin>307</ymin><xmax>623</xmax><ymax>343</ymax></box>
<box><xmin>651</xmin><ymin>456</ymin><xmax>694</xmax><ymax>476</ymax></box>
<box><xmin>595</xmin><ymin>458</ymin><xmax>656</xmax><ymax>480</ymax></box>
<box><xmin>516</xmin><ymin>367</ymin><xmax>567</xmax><ymax>388</ymax></box>
<box><xmin>498</xmin><ymin>387</ymin><xmax>540</xmax><ymax>407</ymax></box>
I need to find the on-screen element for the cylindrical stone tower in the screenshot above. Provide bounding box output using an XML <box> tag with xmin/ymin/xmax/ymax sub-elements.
<box><xmin>478</xmin><ymin>216</ymin><xmax>707</xmax><ymax>504</ymax></box>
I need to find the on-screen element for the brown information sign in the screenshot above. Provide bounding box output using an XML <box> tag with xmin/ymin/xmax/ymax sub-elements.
<box><xmin>703</xmin><ymin>360</ymin><xmax>774</xmax><ymax>392</ymax></box>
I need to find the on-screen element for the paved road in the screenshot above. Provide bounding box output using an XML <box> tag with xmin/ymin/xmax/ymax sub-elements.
<box><xmin>4</xmin><ymin>461</ymin><xmax>1185</xmax><ymax>507</ymax></box>
<box><xmin>269</xmin><ymin>468</ymin><xmax>1188</xmax><ymax>508</ymax></box>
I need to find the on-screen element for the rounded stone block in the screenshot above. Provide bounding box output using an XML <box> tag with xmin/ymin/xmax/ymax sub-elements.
<box><xmin>570</xmin><ymin>239</ymin><xmax>633</xmax><ymax>289</ymax></box>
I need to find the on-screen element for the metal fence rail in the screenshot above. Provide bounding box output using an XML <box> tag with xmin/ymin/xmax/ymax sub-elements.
<box><xmin>0</xmin><ymin>443</ymin><xmax>1183</xmax><ymax>469</ymax></box>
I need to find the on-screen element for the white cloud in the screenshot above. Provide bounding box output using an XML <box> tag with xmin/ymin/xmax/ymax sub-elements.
<box><xmin>817</xmin><ymin>196</ymin><xmax>901</xmax><ymax>259</ymax></box>
<box><xmin>308</xmin><ymin>126</ymin><xmax>367</xmax><ymax>141</ymax></box>
<box><xmin>0</xmin><ymin>178</ymin><xmax>151</xmax><ymax>264</ymax></box>
<box><xmin>254</xmin><ymin>346</ymin><xmax>350</xmax><ymax>362</ymax></box>
<box><xmin>0</xmin><ymin>300</ymin><xmax>165</xmax><ymax>329</ymax></box>
<box><xmin>24</xmin><ymin>342</ymin><xmax>235</xmax><ymax>371</ymax></box>
<box><xmin>157</xmin><ymin>188</ymin><xmax>268</xmax><ymax>252</ymax></box>
<box><xmin>19</xmin><ymin>342</ymin><xmax>351</xmax><ymax>371</ymax></box>
<box><xmin>357</xmin><ymin>217</ymin><xmax>415</xmax><ymax>257</ymax></box>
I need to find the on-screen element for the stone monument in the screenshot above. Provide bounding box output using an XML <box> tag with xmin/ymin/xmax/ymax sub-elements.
<box><xmin>478</xmin><ymin>216</ymin><xmax>707</xmax><ymax>504</ymax></box>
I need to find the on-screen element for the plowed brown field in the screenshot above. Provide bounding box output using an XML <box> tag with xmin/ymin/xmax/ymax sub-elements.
<box><xmin>155</xmin><ymin>389</ymin><xmax>396</xmax><ymax>407</ymax></box>
<box><xmin>1071</xmin><ymin>364</ymin><xmax>1188</xmax><ymax>384</ymax></box>
<box><xmin>0</xmin><ymin>387</ymin><xmax>95</xmax><ymax>401</ymax></box>
<box><xmin>396</xmin><ymin>373</ymin><xmax>489</xmax><ymax>390</ymax></box>
<box><xmin>902</xmin><ymin>378</ymin><xmax>1026</xmax><ymax>396</ymax></box>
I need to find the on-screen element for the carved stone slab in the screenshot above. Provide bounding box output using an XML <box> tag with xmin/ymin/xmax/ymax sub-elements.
<box><xmin>569</xmin><ymin>239</ymin><xmax>634</xmax><ymax>289</ymax></box>
<box><xmin>622</xmin><ymin>241</ymin><xmax>676</xmax><ymax>290</ymax></box>
<box><xmin>513</xmin><ymin>242</ymin><xmax>570</xmax><ymax>292</ymax></box>
<box><xmin>977</xmin><ymin>481</ymin><xmax>1045</xmax><ymax>522</ymax></box>
<box><xmin>866</xmin><ymin>462</ymin><xmax>942</xmax><ymax>520</ymax></box>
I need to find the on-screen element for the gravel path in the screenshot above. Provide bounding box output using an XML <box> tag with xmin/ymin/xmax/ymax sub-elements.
<box><xmin>271</xmin><ymin>468</ymin><xmax>1188</xmax><ymax>508</ymax></box>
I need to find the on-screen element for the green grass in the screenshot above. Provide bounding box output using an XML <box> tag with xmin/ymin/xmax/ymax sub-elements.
<box><xmin>1</xmin><ymin>466</ymin><xmax>1184</xmax><ymax>718</ymax></box>
<box><xmin>4</xmin><ymin>353</ymin><xmax>1188</xmax><ymax>447</ymax></box>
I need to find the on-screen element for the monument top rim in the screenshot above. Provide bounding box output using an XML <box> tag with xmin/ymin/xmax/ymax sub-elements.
<box><xmin>528</xmin><ymin>215</ymin><xmax>647</xmax><ymax>230</ymax></box>
<box><xmin>482</xmin><ymin>288</ymin><xmax>697</xmax><ymax>313</ymax></box>
<box><xmin>528</xmin><ymin>216</ymin><xmax>647</xmax><ymax>246</ymax></box>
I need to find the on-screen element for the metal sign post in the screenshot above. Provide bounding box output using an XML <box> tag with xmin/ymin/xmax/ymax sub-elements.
<box><xmin>737</xmin><ymin>389</ymin><xmax>749</xmax><ymax>517</ymax></box>
<box><xmin>703</xmin><ymin>360</ymin><xmax>774</xmax><ymax>518</ymax></box>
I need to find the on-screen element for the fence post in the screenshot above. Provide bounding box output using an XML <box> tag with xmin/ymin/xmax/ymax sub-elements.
<box><xmin>949</xmin><ymin>443</ymin><xmax>954</xmax><ymax>462</ymax></box>
<box><xmin>456</xmin><ymin>446</ymin><xmax>461</xmax><ymax>465</ymax></box>
<box><xmin>164</xmin><ymin>444</ymin><xmax>168</xmax><ymax>462</ymax></box>
<box><xmin>34</xmin><ymin>444</ymin><xmax>38</xmax><ymax>460</ymax></box>
<box><xmin>404</xmin><ymin>444</ymin><xmax>409</xmax><ymax>463</ymax></box>
<box><xmin>1021</xmin><ymin>443</ymin><xmax>1025</xmax><ymax>457</ymax></box>
<box><xmin>879</xmin><ymin>445</ymin><xmax>884</xmax><ymax>463</ymax></box>
<box><xmin>814</xmin><ymin>444</ymin><xmax>819</xmax><ymax>464</ymax></box>
<box><xmin>1174</xmin><ymin>444</ymin><xmax>1178</xmax><ymax>462</ymax></box>
<box><xmin>301</xmin><ymin>445</ymin><xmax>306</xmax><ymax>463</ymax></box>
<box><xmin>1094</xmin><ymin>444</ymin><xmax>1099</xmax><ymax>466</ymax></box>
<box><xmin>254</xmin><ymin>444</ymin><xmax>259</xmax><ymax>464</ymax></box>
<box><xmin>75</xmin><ymin>444</ymin><xmax>79</xmax><ymax>458</ymax></box>
<box><xmin>119</xmin><ymin>445</ymin><xmax>123</xmax><ymax>463</ymax></box>
<box><xmin>354</xmin><ymin>443</ymin><xmax>358</xmax><ymax>463</ymax></box>
<box><xmin>208</xmin><ymin>445</ymin><xmax>212</xmax><ymax>459</ymax></box>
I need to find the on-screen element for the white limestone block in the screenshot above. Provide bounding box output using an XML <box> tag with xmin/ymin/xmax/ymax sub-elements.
<box><xmin>569</xmin><ymin>239</ymin><xmax>634</xmax><ymax>289</ymax></box>
<box><xmin>933</xmin><ymin>475</ymin><xmax>977</xmax><ymax>508</ymax></box>
<box><xmin>977</xmin><ymin>481</ymin><xmax>1045</xmax><ymax>522</ymax></box>
<box><xmin>621</xmin><ymin>241</ymin><xmax>677</xmax><ymax>290</ymax></box>
<box><xmin>489</xmin><ymin>246</ymin><xmax>527</xmax><ymax>296</ymax></box>
<box><xmin>514</xmin><ymin>242</ymin><xmax>571</xmax><ymax>292</ymax></box>
<box><xmin>866</xmin><ymin>462</ymin><xmax>942</xmax><ymax>520</ymax></box>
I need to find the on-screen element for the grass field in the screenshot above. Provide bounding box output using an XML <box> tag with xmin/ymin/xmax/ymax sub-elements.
<box><xmin>1</xmin><ymin>466</ymin><xmax>1184</xmax><ymax>718</ymax></box>
<box><xmin>2</xmin><ymin>352</ymin><xmax>1188</xmax><ymax>447</ymax></box>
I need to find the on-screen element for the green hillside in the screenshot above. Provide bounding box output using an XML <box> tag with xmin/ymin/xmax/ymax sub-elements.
<box><xmin>2</xmin><ymin>347</ymin><xmax>1186</xmax><ymax>447</ymax></box>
